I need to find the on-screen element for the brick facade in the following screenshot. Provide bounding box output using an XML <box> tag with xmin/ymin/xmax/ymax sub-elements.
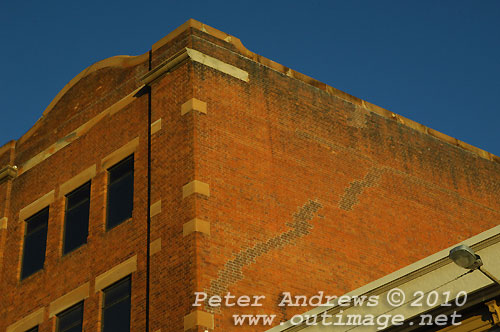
<box><xmin>0</xmin><ymin>19</ymin><xmax>499</xmax><ymax>332</ymax></box>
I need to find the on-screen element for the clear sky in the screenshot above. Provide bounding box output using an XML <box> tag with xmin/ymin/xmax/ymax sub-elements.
<box><xmin>1</xmin><ymin>1</ymin><xmax>499</xmax><ymax>156</ymax></box>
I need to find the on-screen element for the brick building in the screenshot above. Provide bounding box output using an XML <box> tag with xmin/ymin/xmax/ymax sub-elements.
<box><xmin>0</xmin><ymin>19</ymin><xmax>499</xmax><ymax>332</ymax></box>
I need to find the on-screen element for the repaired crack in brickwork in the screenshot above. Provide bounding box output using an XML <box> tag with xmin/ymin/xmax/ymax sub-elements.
<box><xmin>295</xmin><ymin>129</ymin><xmax>373</xmax><ymax>162</ymax></box>
<box><xmin>338</xmin><ymin>168</ymin><xmax>385</xmax><ymax>211</ymax></box>
<box><xmin>296</xmin><ymin>129</ymin><xmax>497</xmax><ymax>213</ymax></box>
<box><xmin>277</xmin><ymin>293</ymin><xmax>288</xmax><ymax>323</ymax></box>
<box><xmin>296</xmin><ymin>130</ymin><xmax>344</xmax><ymax>152</ymax></box>
<box><xmin>205</xmin><ymin>200</ymin><xmax>322</xmax><ymax>311</ymax></box>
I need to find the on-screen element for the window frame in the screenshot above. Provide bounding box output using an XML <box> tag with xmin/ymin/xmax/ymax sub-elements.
<box><xmin>101</xmin><ymin>276</ymin><xmax>131</xmax><ymax>332</ymax></box>
<box><xmin>62</xmin><ymin>181</ymin><xmax>91</xmax><ymax>255</ymax></box>
<box><xmin>56</xmin><ymin>301</ymin><xmax>84</xmax><ymax>332</ymax></box>
<box><xmin>20</xmin><ymin>207</ymin><xmax>49</xmax><ymax>280</ymax></box>
<box><xmin>106</xmin><ymin>154</ymin><xmax>134</xmax><ymax>230</ymax></box>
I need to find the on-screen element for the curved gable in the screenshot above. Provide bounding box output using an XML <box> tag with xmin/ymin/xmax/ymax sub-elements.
<box><xmin>18</xmin><ymin>54</ymin><xmax>149</xmax><ymax>147</ymax></box>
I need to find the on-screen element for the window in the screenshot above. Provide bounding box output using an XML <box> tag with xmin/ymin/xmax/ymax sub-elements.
<box><xmin>21</xmin><ymin>207</ymin><xmax>49</xmax><ymax>279</ymax></box>
<box><xmin>107</xmin><ymin>155</ymin><xmax>134</xmax><ymax>230</ymax></box>
<box><xmin>63</xmin><ymin>182</ymin><xmax>91</xmax><ymax>254</ymax></box>
<box><xmin>25</xmin><ymin>327</ymin><xmax>38</xmax><ymax>332</ymax></box>
<box><xmin>102</xmin><ymin>276</ymin><xmax>131</xmax><ymax>332</ymax></box>
<box><xmin>57</xmin><ymin>302</ymin><xmax>83</xmax><ymax>332</ymax></box>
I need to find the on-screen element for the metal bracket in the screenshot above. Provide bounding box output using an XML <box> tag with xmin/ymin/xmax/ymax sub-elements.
<box><xmin>486</xmin><ymin>300</ymin><xmax>500</xmax><ymax>326</ymax></box>
<box><xmin>0</xmin><ymin>165</ymin><xmax>17</xmax><ymax>183</ymax></box>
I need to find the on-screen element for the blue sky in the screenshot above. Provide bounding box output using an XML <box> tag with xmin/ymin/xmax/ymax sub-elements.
<box><xmin>1</xmin><ymin>1</ymin><xmax>499</xmax><ymax>156</ymax></box>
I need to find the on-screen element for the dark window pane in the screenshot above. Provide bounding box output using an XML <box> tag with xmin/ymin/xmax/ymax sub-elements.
<box><xmin>25</xmin><ymin>327</ymin><xmax>38</xmax><ymax>332</ymax></box>
<box><xmin>102</xmin><ymin>277</ymin><xmax>131</xmax><ymax>332</ymax></box>
<box><xmin>107</xmin><ymin>156</ymin><xmax>134</xmax><ymax>230</ymax></box>
<box><xmin>21</xmin><ymin>208</ymin><xmax>49</xmax><ymax>279</ymax></box>
<box><xmin>65</xmin><ymin>326</ymin><xmax>83</xmax><ymax>332</ymax></box>
<box><xmin>66</xmin><ymin>183</ymin><xmax>90</xmax><ymax>208</ymax></box>
<box><xmin>103</xmin><ymin>300</ymin><xmax>130</xmax><ymax>332</ymax></box>
<box><xmin>57</xmin><ymin>302</ymin><xmax>83</xmax><ymax>332</ymax></box>
<box><xmin>107</xmin><ymin>176</ymin><xmax>133</xmax><ymax>228</ymax></box>
<box><xmin>26</xmin><ymin>208</ymin><xmax>49</xmax><ymax>234</ymax></box>
<box><xmin>23</xmin><ymin>231</ymin><xmax>47</xmax><ymax>275</ymax></box>
<box><xmin>63</xmin><ymin>182</ymin><xmax>90</xmax><ymax>254</ymax></box>
<box><xmin>104</xmin><ymin>277</ymin><xmax>130</xmax><ymax>307</ymax></box>
<box><xmin>109</xmin><ymin>155</ymin><xmax>134</xmax><ymax>184</ymax></box>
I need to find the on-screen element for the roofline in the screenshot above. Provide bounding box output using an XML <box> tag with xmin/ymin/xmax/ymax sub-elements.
<box><xmin>16</xmin><ymin>54</ymin><xmax>149</xmax><ymax>146</ymax></box>
<box><xmin>2</xmin><ymin>19</ymin><xmax>498</xmax><ymax>164</ymax></box>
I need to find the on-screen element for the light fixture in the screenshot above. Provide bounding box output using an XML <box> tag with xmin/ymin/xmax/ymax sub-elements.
<box><xmin>449</xmin><ymin>244</ymin><xmax>483</xmax><ymax>270</ymax></box>
<box><xmin>449</xmin><ymin>244</ymin><xmax>500</xmax><ymax>286</ymax></box>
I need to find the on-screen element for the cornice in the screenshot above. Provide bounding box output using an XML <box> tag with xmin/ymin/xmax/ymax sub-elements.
<box><xmin>0</xmin><ymin>165</ymin><xmax>17</xmax><ymax>183</ymax></box>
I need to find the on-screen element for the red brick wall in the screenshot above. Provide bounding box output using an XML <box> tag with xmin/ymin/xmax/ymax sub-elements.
<box><xmin>0</xmin><ymin>45</ymin><xmax>153</xmax><ymax>330</ymax></box>
<box><xmin>187</xmin><ymin>28</ymin><xmax>500</xmax><ymax>331</ymax></box>
<box><xmin>0</xmin><ymin>22</ymin><xmax>498</xmax><ymax>332</ymax></box>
